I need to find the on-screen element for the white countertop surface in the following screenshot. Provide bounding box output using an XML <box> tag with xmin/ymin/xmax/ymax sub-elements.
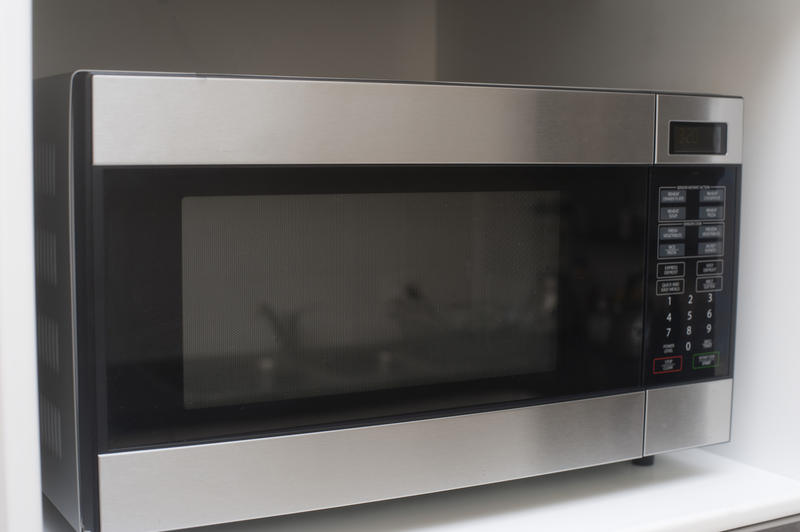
<box><xmin>44</xmin><ymin>448</ymin><xmax>800</xmax><ymax>532</ymax></box>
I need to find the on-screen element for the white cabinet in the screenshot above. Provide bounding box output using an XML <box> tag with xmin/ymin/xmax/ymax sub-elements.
<box><xmin>0</xmin><ymin>0</ymin><xmax>41</xmax><ymax>531</ymax></box>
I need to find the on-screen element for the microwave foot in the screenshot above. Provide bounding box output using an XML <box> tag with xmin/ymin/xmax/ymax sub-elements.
<box><xmin>632</xmin><ymin>455</ymin><xmax>655</xmax><ymax>466</ymax></box>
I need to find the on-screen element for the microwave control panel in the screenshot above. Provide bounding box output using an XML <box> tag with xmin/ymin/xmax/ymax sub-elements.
<box><xmin>644</xmin><ymin>167</ymin><xmax>738</xmax><ymax>386</ymax></box>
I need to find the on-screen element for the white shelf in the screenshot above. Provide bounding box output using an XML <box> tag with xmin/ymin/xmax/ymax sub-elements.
<box><xmin>44</xmin><ymin>448</ymin><xmax>800</xmax><ymax>532</ymax></box>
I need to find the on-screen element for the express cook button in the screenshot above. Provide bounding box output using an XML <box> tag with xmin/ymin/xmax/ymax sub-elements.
<box><xmin>653</xmin><ymin>356</ymin><xmax>683</xmax><ymax>374</ymax></box>
<box><xmin>657</xmin><ymin>262</ymin><xmax>685</xmax><ymax>278</ymax></box>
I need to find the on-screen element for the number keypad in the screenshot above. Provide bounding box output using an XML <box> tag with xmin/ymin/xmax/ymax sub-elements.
<box><xmin>646</xmin><ymin>175</ymin><xmax>735</xmax><ymax>384</ymax></box>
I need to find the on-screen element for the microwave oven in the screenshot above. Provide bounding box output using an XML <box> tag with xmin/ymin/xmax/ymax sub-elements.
<box><xmin>34</xmin><ymin>72</ymin><xmax>742</xmax><ymax>532</ymax></box>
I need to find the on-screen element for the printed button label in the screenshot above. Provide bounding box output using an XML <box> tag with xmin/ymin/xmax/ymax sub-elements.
<box><xmin>653</xmin><ymin>355</ymin><xmax>683</xmax><ymax>374</ymax></box>
<box><xmin>657</xmin><ymin>262</ymin><xmax>685</xmax><ymax>278</ymax></box>
<box><xmin>700</xmin><ymin>188</ymin><xmax>725</xmax><ymax>203</ymax></box>
<box><xmin>659</xmin><ymin>243</ymin><xmax>686</xmax><ymax>258</ymax></box>
<box><xmin>657</xmin><ymin>279</ymin><xmax>685</xmax><ymax>295</ymax></box>
<box><xmin>696</xmin><ymin>276</ymin><xmax>723</xmax><ymax>292</ymax></box>
<box><xmin>660</xmin><ymin>207</ymin><xmax>687</xmax><ymax>221</ymax></box>
<box><xmin>659</xmin><ymin>225</ymin><xmax>686</xmax><ymax>241</ymax></box>
<box><xmin>698</xmin><ymin>224</ymin><xmax>723</xmax><ymax>239</ymax></box>
<box><xmin>693</xmin><ymin>351</ymin><xmax>719</xmax><ymax>369</ymax></box>
<box><xmin>699</xmin><ymin>205</ymin><xmax>724</xmax><ymax>220</ymax></box>
<box><xmin>660</xmin><ymin>189</ymin><xmax>687</xmax><ymax>204</ymax></box>
<box><xmin>698</xmin><ymin>241</ymin><xmax>723</xmax><ymax>256</ymax></box>
<box><xmin>697</xmin><ymin>260</ymin><xmax>723</xmax><ymax>276</ymax></box>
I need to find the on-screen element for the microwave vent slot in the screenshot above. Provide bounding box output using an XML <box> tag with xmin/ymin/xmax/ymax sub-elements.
<box><xmin>34</xmin><ymin>142</ymin><xmax>57</xmax><ymax>197</ymax></box>
<box><xmin>39</xmin><ymin>393</ymin><xmax>63</xmax><ymax>460</ymax></box>
<box><xmin>35</xmin><ymin>229</ymin><xmax>57</xmax><ymax>286</ymax></box>
<box><xmin>37</xmin><ymin>313</ymin><xmax>60</xmax><ymax>373</ymax></box>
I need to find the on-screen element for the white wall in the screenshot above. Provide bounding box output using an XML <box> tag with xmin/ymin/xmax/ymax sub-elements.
<box><xmin>34</xmin><ymin>0</ymin><xmax>437</xmax><ymax>80</ymax></box>
<box><xmin>0</xmin><ymin>0</ymin><xmax>43</xmax><ymax>530</ymax></box>
<box><xmin>438</xmin><ymin>0</ymin><xmax>800</xmax><ymax>479</ymax></box>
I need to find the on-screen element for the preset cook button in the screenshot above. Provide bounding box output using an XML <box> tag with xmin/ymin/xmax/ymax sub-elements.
<box><xmin>660</xmin><ymin>189</ymin><xmax>687</xmax><ymax>204</ymax></box>
<box><xmin>657</xmin><ymin>279</ymin><xmax>684</xmax><ymax>295</ymax></box>
<box><xmin>699</xmin><ymin>205</ymin><xmax>724</xmax><ymax>220</ymax></box>
<box><xmin>697</xmin><ymin>260</ymin><xmax>723</xmax><ymax>276</ymax></box>
<box><xmin>660</xmin><ymin>207</ymin><xmax>686</xmax><ymax>221</ymax></box>
<box><xmin>696</xmin><ymin>276</ymin><xmax>723</xmax><ymax>292</ymax></box>
<box><xmin>659</xmin><ymin>243</ymin><xmax>685</xmax><ymax>258</ymax></box>
<box><xmin>700</xmin><ymin>188</ymin><xmax>725</xmax><ymax>203</ymax></box>
<box><xmin>698</xmin><ymin>241</ymin><xmax>723</xmax><ymax>256</ymax></box>
<box><xmin>653</xmin><ymin>356</ymin><xmax>683</xmax><ymax>374</ymax></box>
<box><xmin>659</xmin><ymin>225</ymin><xmax>686</xmax><ymax>241</ymax></box>
<box><xmin>698</xmin><ymin>224</ymin><xmax>723</xmax><ymax>239</ymax></box>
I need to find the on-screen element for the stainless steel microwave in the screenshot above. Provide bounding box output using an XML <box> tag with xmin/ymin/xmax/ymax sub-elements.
<box><xmin>34</xmin><ymin>71</ymin><xmax>742</xmax><ymax>532</ymax></box>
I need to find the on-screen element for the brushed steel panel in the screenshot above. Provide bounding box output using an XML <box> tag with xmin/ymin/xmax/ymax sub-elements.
<box><xmin>91</xmin><ymin>74</ymin><xmax>656</xmax><ymax>165</ymax></box>
<box><xmin>655</xmin><ymin>94</ymin><xmax>743</xmax><ymax>164</ymax></box>
<box><xmin>644</xmin><ymin>379</ymin><xmax>733</xmax><ymax>456</ymax></box>
<box><xmin>98</xmin><ymin>392</ymin><xmax>644</xmax><ymax>532</ymax></box>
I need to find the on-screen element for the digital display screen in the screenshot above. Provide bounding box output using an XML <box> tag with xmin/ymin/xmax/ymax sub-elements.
<box><xmin>670</xmin><ymin>122</ymin><xmax>727</xmax><ymax>155</ymax></box>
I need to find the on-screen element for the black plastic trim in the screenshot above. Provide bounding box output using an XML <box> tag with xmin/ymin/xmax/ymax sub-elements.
<box><xmin>71</xmin><ymin>71</ymin><xmax>100</xmax><ymax>532</ymax></box>
<box><xmin>93</xmin><ymin>164</ymin><xmax>648</xmax><ymax>452</ymax></box>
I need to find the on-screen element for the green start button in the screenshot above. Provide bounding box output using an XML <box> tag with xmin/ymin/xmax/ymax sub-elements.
<box><xmin>693</xmin><ymin>351</ymin><xmax>720</xmax><ymax>369</ymax></box>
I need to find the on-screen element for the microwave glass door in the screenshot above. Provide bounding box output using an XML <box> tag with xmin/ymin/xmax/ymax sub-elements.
<box><xmin>90</xmin><ymin>165</ymin><xmax>647</xmax><ymax>451</ymax></box>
